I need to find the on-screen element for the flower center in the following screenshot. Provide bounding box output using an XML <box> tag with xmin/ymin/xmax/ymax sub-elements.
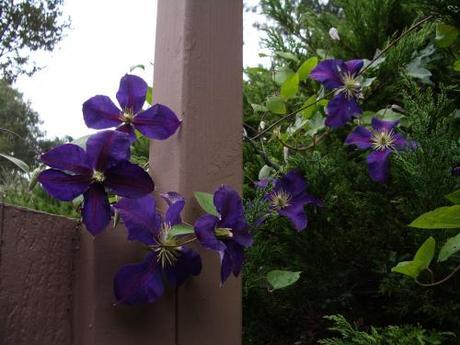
<box><xmin>271</xmin><ymin>190</ymin><xmax>291</xmax><ymax>209</ymax></box>
<box><xmin>370</xmin><ymin>129</ymin><xmax>396</xmax><ymax>151</ymax></box>
<box><xmin>340</xmin><ymin>72</ymin><xmax>361</xmax><ymax>99</ymax></box>
<box><xmin>92</xmin><ymin>170</ymin><xmax>106</xmax><ymax>183</ymax></box>
<box><xmin>215</xmin><ymin>227</ymin><xmax>234</xmax><ymax>238</ymax></box>
<box><xmin>151</xmin><ymin>223</ymin><xmax>181</xmax><ymax>268</ymax></box>
<box><xmin>121</xmin><ymin>111</ymin><xmax>134</xmax><ymax>124</ymax></box>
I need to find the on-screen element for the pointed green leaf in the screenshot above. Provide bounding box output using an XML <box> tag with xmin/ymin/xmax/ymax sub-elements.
<box><xmin>446</xmin><ymin>190</ymin><xmax>460</xmax><ymax>204</ymax></box>
<box><xmin>0</xmin><ymin>153</ymin><xmax>29</xmax><ymax>173</ymax></box>
<box><xmin>274</xmin><ymin>51</ymin><xmax>299</xmax><ymax>63</ymax></box>
<box><xmin>439</xmin><ymin>232</ymin><xmax>460</xmax><ymax>262</ymax></box>
<box><xmin>392</xmin><ymin>237</ymin><xmax>435</xmax><ymax>278</ymax></box>
<box><xmin>298</xmin><ymin>57</ymin><xmax>318</xmax><ymax>81</ymax></box>
<box><xmin>146</xmin><ymin>86</ymin><xmax>153</xmax><ymax>105</ymax></box>
<box><xmin>391</xmin><ymin>260</ymin><xmax>426</xmax><ymax>279</ymax></box>
<box><xmin>274</xmin><ymin>68</ymin><xmax>294</xmax><ymax>85</ymax></box>
<box><xmin>194</xmin><ymin>192</ymin><xmax>218</xmax><ymax>216</ymax></box>
<box><xmin>251</xmin><ymin>104</ymin><xmax>268</xmax><ymax>113</ymax></box>
<box><xmin>258</xmin><ymin>165</ymin><xmax>274</xmax><ymax>180</ymax></box>
<box><xmin>409</xmin><ymin>205</ymin><xmax>460</xmax><ymax>229</ymax></box>
<box><xmin>280</xmin><ymin>72</ymin><xmax>299</xmax><ymax>100</ymax></box>
<box><xmin>266</xmin><ymin>270</ymin><xmax>301</xmax><ymax>290</ymax></box>
<box><xmin>266</xmin><ymin>96</ymin><xmax>287</xmax><ymax>115</ymax></box>
<box><xmin>169</xmin><ymin>224</ymin><xmax>195</xmax><ymax>238</ymax></box>
<box><xmin>299</xmin><ymin>96</ymin><xmax>320</xmax><ymax>119</ymax></box>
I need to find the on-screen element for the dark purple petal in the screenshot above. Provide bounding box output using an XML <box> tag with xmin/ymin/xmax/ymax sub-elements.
<box><xmin>116</xmin><ymin>74</ymin><xmax>148</xmax><ymax>114</ymax></box>
<box><xmin>38</xmin><ymin>169</ymin><xmax>91</xmax><ymax>201</ymax></box>
<box><xmin>453</xmin><ymin>167</ymin><xmax>460</xmax><ymax>176</ymax></box>
<box><xmin>113</xmin><ymin>252</ymin><xmax>164</xmax><ymax>305</ymax></box>
<box><xmin>232</xmin><ymin>227</ymin><xmax>253</xmax><ymax>248</ymax></box>
<box><xmin>309</xmin><ymin>59</ymin><xmax>344</xmax><ymax>89</ymax></box>
<box><xmin>86</xmin><ymin>130</ymin><xmax>131</xmax><ymax>171</ymax></box>
<box><xmin>393</xmin><ymin>133</ymin><xmax>408</xmax><ymax>150</ymax></box>
<box><xmin>274</xmin><ymin>169</ymin><xmax>307</xmax><ymax>199</ymax></box>
<box><xmin>213</xmin><ymin>185</ymin><xmax>246</xmax><ymax>229</ymax></box>
<box><xmin>114</xmin><ymin>196</ymin><xmax>161</xmax><ymax>245</ymax></box>
<box><xmin>116</xmin><ymin>123</ymin><xmax>137</xmax><ymax>143</ymax></box>
<box><xmin>367</xmin><ymin>149</ymin><xmax>392</xmax><ymax>183</ymax></box>
<box><xmin>278</xmin><ymin>202</ymin><xmax>308</xmax><ymax>231</ymax></box>
<box><xmin>164</xmin><ymin>246</ymin><xmax>202</xmax><ymax>287</ymax></box>
<box><xmin>220</xmin><ymin>241</ymin><xmax>245</xmax><ymax>284</ymax></box>
<box><xmin>133</xmin><ymin>104</ymin><xmax>181</xmax><ymax>140</ymax></box>
<box><xmin>344</xmin><ymin>59</ymin><xmax>364</xmax><ymax>76</ymax></box>
<box><xmin>82</xmin><ymin>95</ymin><xmax>122</xmax><ymax>129</ymax></box>
<box><xmin>326</xmin><ymin>93</ymin><xmax>361</xmax><ymax>128</ymax></box>
<box><xmin>194</xmin><ymin>214</ymin><xmax>226</xmax><ymax>252</ymax></box>
<box><xmin>254</xmin><ymin>178</ymin><xmax>270</xmax><ymax>188</ymax></box>
<box><xmin>295</xmin><ymin>192</ymin><xmax>323</xmax><ymax>207</ymax></box>
<box><xmin>105</xmin><ymin>161</ymin><xmax>155</xmax><ymax>198</ymax></box>
<box><xmin>82</xmin><ymin>184</ymin><xmax>112</xmax><ymax>235</ymax></box>
<box><xmin>371</xmin><ymin>117</ymin><xmax>399</xmax><ymax>132</ymax></box>
<box><xmin>162</xmin><ymin>192</ymin><xmax>185</xmax><ymax>226</ymax></box>
<box><xmin>40</xmin><ymin>144</ymin><xmax>92</xmax><ymax>175</ymax></box>
<box><xmin>345</xmin><ymin>126</ymin><xmax>372</xmax><ymax>150</ymax></box>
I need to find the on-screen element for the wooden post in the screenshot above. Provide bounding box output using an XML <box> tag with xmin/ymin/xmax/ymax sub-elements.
<box><xmin>150</xmin><ymin>1</ymin><xmax>243</xmax><ymax>345</ymax></box>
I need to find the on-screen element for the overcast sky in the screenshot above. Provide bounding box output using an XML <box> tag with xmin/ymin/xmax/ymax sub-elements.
<box><xmin>14</xmin><ymin>0</ymin><xmax>267</xmax><ymax>140</ymax></box>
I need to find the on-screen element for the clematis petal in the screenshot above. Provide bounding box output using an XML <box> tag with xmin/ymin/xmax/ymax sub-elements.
<box><xmin>114</xmin><ymin>195</ymin><xmax>161</xmax><ymax>245</ymax></box>
<box><xmin>326</xmin><ymin>93</ymin><xmax>361</xmax><ymax>128</ymax></box>
<box><xmin>274</xmin><ymin>169</ymin><xmax>307</xmax><ymax>199</ymax></box>
<box><xmin>194</xmin><ymin>214</ymin><xmax>226</xmax><ymax>252</ymax></box>
<box><xmin>367</xmin><ymin>149</ymin><xmax>392</xmax><ymax>183</ymax></box>
<box><xmin>393</xmin><ymin>133</ymin><xmax>408</xmax><ymax>150</ymax></box>
<box><xmin>278</xmin><ymin>202</ymin><xmax>308</xmax><ymax>231</ymax></box>
<box><xmin>38</xmin><ymin>169</ymin><xmax>91</xmax><ymax>201</ymax></box>
<box><xmin>213</xmin><ymin>185</ymin><xmax>247</xmax><ymax>229</ymax></box>
<box><xmin>371</xmin><ymin>117</ymin><xmax>399</xmax><ymax>132</ymax></box>
<box><xmin>162</xmin><ymin>192</ymin><xmax>185</xmax><ymax>226</ymax></box>
<box><xmin>309</xmin><ymin>59</ymin><xmax>344</xmax><ymax>89</ymax></box>
<box><xmin>225</xmin><ymin>241</ymin><xmax>245</xmax><ymax>278</ymax></box>
<box><xmin>40</xmin><ymin>144</ymin><xmax>92</xmax><ymax>175</ymax></box>
<box><xmin>86</xmin><ymin>130</ymin><xmax>131</xmax><ymax>171</ymax></box>
<box><xmin>113</xmin><ymin>252</ymin><xmax>164</xmax><ymax>305</ymax></box>
<box><xmin>105</xmin><ymin>161</ymin><xmax>155</xmax><ymax>198</ymax></box>
<box><xmin>82</xmin><ymin>95</ymin><xmax>122</xmax><ymax>129</ymax></box>
<box><xmin>116</xmin><ymin>123</ymin><xmax>137</xmax><ymax>143</ymax></box>
<box><xmin>82</xmin><ymin>184</ymin><xmax>112</xmax><ymax>235</ymax></box>
<box><xmin>220</xmin><ymin>250</ymin><xmax>233</xmax><ymax>284</ymax></box>
<box><xmin>345</xmin><ymin>126</ymin><xmax>372</xmax><ymax>149</ymax></box>
<box><xmin>164</xmin><ymin>246</ymin><xmax>202</xmax><ymax>287</ymax></box>
<box><xmin>116</xmin><ymin>74</ymin><xmax>148</xmax><ymax>114</ymax></box>
<box><xmin>133</xmin><ymin>104</ymin><xmax>181</xmax><ymax>140</ymax></box>
<box><xmin>344</xmin><ymin>59</ymin><xmax>364</xmax><ymax>76</ymax></box>
<box><xmin>232</xmin><ymin>227</ymin><xmax>253</xmax><ymax>248</ymax></box>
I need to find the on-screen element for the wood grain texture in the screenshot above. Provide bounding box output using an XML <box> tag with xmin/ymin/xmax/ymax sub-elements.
<box><xmin>0</xmin><ymin>204</ymin><xmax>78</xmax><ymax>345</ymax></box>
<box><xmin>151</xmin><ymin>1</ymin><xmax>243</xmax><ymax>345</ymax></box>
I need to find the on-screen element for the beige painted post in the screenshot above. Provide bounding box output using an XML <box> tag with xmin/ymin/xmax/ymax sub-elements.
<box><xmin>150</xmin><ymin>1</ymin><xmax>244</xmax><ymax>345</ymax></box>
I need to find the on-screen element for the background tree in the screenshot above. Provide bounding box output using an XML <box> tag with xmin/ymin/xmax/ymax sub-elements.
<box><xmin>0</xmin><ymin>0</ymin><xmax>70</xmax><ymax>82</ymax></box>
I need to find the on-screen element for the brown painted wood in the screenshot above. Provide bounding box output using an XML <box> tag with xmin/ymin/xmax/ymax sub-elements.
<box><xmin>150</xmin><ymin>1</ymin><xmax>243</xmax><ymax>345</ymax></box>
<box><xmin>0</xmin><ymin>204</ymin><xmax>78</xmax><ymax>345</ymax></box>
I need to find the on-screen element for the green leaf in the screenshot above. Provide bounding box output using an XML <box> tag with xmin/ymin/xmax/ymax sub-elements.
<box><xmin>146</xmin><ymin>86</ymin><xmax>153</xmax><ymax>105</ymax></box>
<box><xmin>251</xmin><ymin>103</ymin><xmax>268</xmax><ymax>113</ymax></box>
<box><xmin>129</xmin><ymin>64</ymin><xmax>145</xmax><ymax>72</ymax></box>
<box><xmin>280</xmin><ymin>72</ymin><xmax>299</xmax><ymax>100</ymax></box>
<box><xmin>169</xmin><ymin>224</ymin><xmax>195</xmax><ymax>238</ymax></box>
<box><xmin>391</xmin><ymin>237</ymin><xmax>435</xmax><ymax>278</ymax></box>
<box><xmin>439</xmin><ymin>232</ymin><xmax>460</xmax><ymax>262</ymax></box>
<box><xmin>0</xmin><ymin>153</ymin><xmax>29</xmax><ymax>173</ymax></box>
<box><xmin>436</xmin><ymin>23</ymin><xmax>459</xmax><ymax>48</ymax></box>
<box><xmin>446</xmin><ymin>190</ymin><xmax>460</xmax><ymax>204</ymax></box>
<box><xmin>266</xmin><ymin>96</ymin><xmax>287</xmax><ymax>115</ymax></box>
<box><xmin>258</xmin><ymin>164</ymin><xmax>274</xmax><ymax>180</ymax></box>
<box><xmin>274</xmin><ymin>68</ymin><xmax>294</xmax><ymax>85</ymax></box>
<box><xmin>305</xmin><ymin>112</ymin><xmax>325</xmax><ymax>137</ymax></box>
<box><xmin>297</xmin><ymin>57</ymin><xmax>318</xmax><ymax>81</ymax></box>
<box><xmin>194</xmin><ymin>192</ymin><xmax>219</xmax><ymax>216</ymax></box>
<box><xmin>266</xmin><ymin>270</ymin><xmax>301</xmax><ymax>290</ymax></box>
<box><xmin>72</xmin><ymin>134</ymin><xmax>91</xmax><ymax>149</ymax></box>
<box><xmin>454</xmin><ymin>60</ymin><xmax>460</xmax><ymax>72</ymax></box>
<box><xmin>299</xmin><ymin>96</ymin><xmax>320</xmax><ymax>119</ymax></box>
<box><xmin>409</xmin><ymin>205</ymin><xmax>460</xmax><ymax>229</ymax></box>
<box><xmin>275</xmin><ymin>51</ymin><xmax>299</xmax><ymax>63</ymax></box>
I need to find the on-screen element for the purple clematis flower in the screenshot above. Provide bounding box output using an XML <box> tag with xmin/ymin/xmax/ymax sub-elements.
<box><xmin>194</xmin><ymin>186</ymin><xmax>253</xmax><ymax>284</ymax></box>
<box><xmin>345</xmin><ymin>117</ymin><xmax>408</xmax><ymax>183</ymax></box>
<box><xmin>266</xmin><ymin>170</ymin><xmax>321</xmax><ymax>231</ymax></box>
<box><xmin>37</xmin><ymin>130</ymin><xmax>154</xmax><ymax>235</ymax></box>
<box><xmin>310</xmin><ymin>59</ymin><xmax>364</xmax><ymax>128</ymax></box>
<box><xmin>113</xmin><ymin>193</ymin><xmax>201</xmax><ymax>305</ymax></box>
<box><xmin>82</xmin><ymin>74</ymin><xmax>181</xmax><ymax>142</ymax></box>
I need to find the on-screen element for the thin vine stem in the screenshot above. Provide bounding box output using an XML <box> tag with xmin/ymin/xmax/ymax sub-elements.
<box><xmin>415</xmin><ymin>264</ymin><xmax>460</xmax><ymax>287</ymax></box>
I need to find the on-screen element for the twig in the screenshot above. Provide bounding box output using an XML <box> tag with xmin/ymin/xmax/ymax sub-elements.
<box><xmin>244</xmin><ymin>135</ymin><xmax>280</xmax><ymax>170</ymax></box>
<box><xmin>415</xmin><ymin>264</ymin><xmax>460</xmax><ymax>287</ymax></box>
